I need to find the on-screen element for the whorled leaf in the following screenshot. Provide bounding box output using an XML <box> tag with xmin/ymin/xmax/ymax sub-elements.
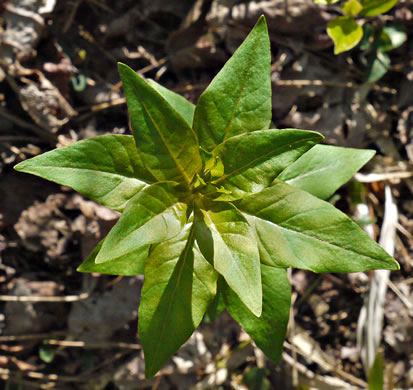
<box><xmin>195</xmin><ymin>201</ymin><xmax>262</xmax><ymax>316</ymax></box>
<box><xmin>147</xmin><ymin>79</ymin><xmax>195</xmax><ymax>127</ymax></box>
<box><xmin>77</xmin><ymin>239</ymin><xmax>149</xmax><ymax>275</ymax></box>
<box><xmin>277</xmin><ymin>144</ymin><xmax>375</xmax><ymax>199</ymax></box>
<box><xmin>205</xmin><ymin>276</ymin><xmax>226</xmax><ymax>322</ymax></box>
<box><xmin>96</xmin><ymin>182</ymin><xmax>187</xmax><ymax>264</ymax></box>
<box><xmin>14</xmin><ymin>135</ymin><xmax>154</xmax><ymax>212</ymax></box>
<box><xmin>118</xmin><ymin>63</ymin><xmax>201</xmax><ymax>188</ymax></box>
<box><xmin>236</xmin><ymin>180</ymin><xmax>399</xmax><ymax>273</ymax></box>
<box><xmin>139</xmin><ymin>222</ymin><xmax>218</xmax><ymax>378</ymax></box>
<box><xmin>211</xmin><ymin>129</ymin><xmax>323</xmax><ymax>200</ymax></box>
<box><xmin>223</xmin><ymin>265</ymin><xmax>291</xmax><ymax>363</ymax></box>
<box><xmin>193</xmin><ymin>16</ymin><xmax>271</xmax><ymax>152</ymax></box>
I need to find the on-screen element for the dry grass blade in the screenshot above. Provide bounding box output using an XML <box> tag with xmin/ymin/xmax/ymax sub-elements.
<box><xmin>357</xmin><ymin>185</ymin><xmax>398</xmax><ymax>374</ymax></box>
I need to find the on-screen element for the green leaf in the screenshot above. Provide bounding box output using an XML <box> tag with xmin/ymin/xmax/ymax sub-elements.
<box><xmin>368</xmin><ymin>352</ymin><xmax>384</xmax><ymax>390</ymax></box>
<box><xmin>242</xmin><ymin>367</ymin><xmax>271</xmax><ymax>390</ymax></box>
<box><xmin>366</xmin><ymin>51</ymin><xmax>390</xmax><ymax>83</ymax></box>
<box><xmin>195</xmin><ymin>201</ymin><xmax>262</xmax><ymax>316</ymax></box>
<box><xmin>212</xmin><ymin>129</ymin><xmax>323</xmax><ymax>200</ymax></box>
<box><xmin>277</xmin><ymin>144</ymin><xmax>375</xmax><ymax>200</ymax></box>
<box><xmin>77</xmin><ymin>239</ymin><xmax>149</xmax><ymax>275</ymax></box>
<box><xmin>377</xmin><ymin>24</ymin><xmax>407</xmax><ymax>52</ymax></box>
<box><xmin>327</xmin><ymin>16</ymin><xmax>363</xmax><ymax>54</ymax></box>
<box><xmin>39</xmin><ymin>344</ymin><xmax>56</xmax><ymax>363</ymax></box>
<box><xmin>360</xmin><ymin>24</ymin><xmax>374</xmax><ymax>50</ymax></box>
<box><xmin>139</xmin><ymin>222</ymin><xmax>218</xmax><ymax>378</ymax></box>
<box><xmin>361</xmin><ymin>0</ymin><xmax>398</xmax><ymax>17</ymax></box>
<box><xmin>224</xmin><ymin>265</ymin><xmax>290</xmax><ymax>363</ymax></box>
<box><xmin>96</xmin><ymin>182</ymin><xmax>187</xmax><ymax>264</ymax></box>
<box><xmin>146</xmin><ymin>79</ymin><xmax>195</xmax><ymax>126</ymax></box>
<box><xmin>118</xmin><ymin>63</ymin><xmax>201</xmax><ymax>188</ymax></box>
<box><xmin>236</xmin><ymin>180</ymin><xmax>399</xmax><ymax>273</ymax></box>
<box><xmin>343</xmin><ymin>0</ymin><xmax>363</xmax><ymax>17</ymax></box>
<box><xmin>193</xmin><ymin>16</ymin><xmax>271</xmax><ymax>152</ymax></box>
<box><xmin>204</xmin><ymin>276</ymin><xmax>226</xmax><ymax>322</ymax></box>
<box><xmin>14</xmin><ymin>135</ymin><xmax>154</xmax><ymax>212</ymax></box>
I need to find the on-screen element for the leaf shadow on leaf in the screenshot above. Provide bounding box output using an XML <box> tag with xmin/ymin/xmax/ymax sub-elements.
<box><xmin>142</xmin><ymin>246</ymin><xmax>197</xmax><ymax>377</ymax></box>
<box><xmin>139</xmin><ymin>222</ymin><xmax>217</xmax><ymax>378</ymax></box>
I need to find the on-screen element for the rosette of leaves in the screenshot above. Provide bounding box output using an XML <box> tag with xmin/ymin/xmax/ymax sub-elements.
<box><xmin>15</xmin><ymin>16</ymin><xmax>399</xmax><ymax>378</ymax></box>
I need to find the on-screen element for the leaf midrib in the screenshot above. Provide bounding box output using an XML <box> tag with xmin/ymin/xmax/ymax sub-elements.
<box><xmin>139</xmin><ymin>99</ymin><xmax>194</xmax><ymax>188</ymax></box>
<box><xmin>204</xmin><ymin>209</ymin><xmax>260</xmax><ymax>310</ymax></box>
<box><xmin>214</xmin><ymin>135</ymin><xmax>318</xmax><ymax>185</ymax></box>
<box><xmin>20</xmin><ymin>165</ymin><xmax>147</xmax><ymax>181</ymax></box>
<box><xmin>245</xmin><ymin>213</ymin><xmax>391</xmax><ymax>265</ymax></box>
<box><xmin>222</xmin><ymin>63</ymin><xmax>252</xmax><ymax>142</ymax></box>
<box><xmin>147</xmin><ymin>225</ymin><xmax>195</xmax><ymax>373</ymax></box>
<box><xmin>283</xmin><ymin>166</ymin><xmax>330</xmax><ymax>184</ymax></box>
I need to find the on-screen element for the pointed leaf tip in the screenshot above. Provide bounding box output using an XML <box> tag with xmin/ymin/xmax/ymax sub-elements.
<box><xmin>257</xmin><ymin>14</ymin><xmax>267</xmax><ymax>25</ymax></box>
<box><xmin>118</xmin><ymin>62</ymin><xmax>202</xmax><ymax>187</ymax></box>
<box><xmin>193</xmin><ymin>13</ymin><xmax>271</xmax><ymax>151</ymax></box>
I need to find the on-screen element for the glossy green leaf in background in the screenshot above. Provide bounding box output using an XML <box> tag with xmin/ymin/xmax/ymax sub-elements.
<box><xmin>193</xmin><ymin>16</ymin><xmax>271</xmax><ymax>152</ymax></box>
<box><xmin>212</xmin><ymin>129</ymin><xmax>323</xmax><ymax>200</ymax></box>
<box><xmin>118</xmin><ymin>63</ymin><xmax>201</xmax><ymax>187</ymax></box>
<box><xmin>366</xmin><ymin>51</ymin><xmax>391</xmax><ymax>83</ymax></box>
<box><xmin>342</xmin><ymin>0</ymin><xmax>363</xmax><ymax>17</ymax></box>
<box><xmin>77</xmin><ymin>240</ymin><xmax>149</xmax><ymax>275</ymax></box>
<box><xmin>377</xmin><ymin>24</ymin><xmax>407</xmax><ymax>52</ymax></box>
<box><xmin>197</xmin><ymin>201</ymin><xmax>262</xmax><ymax>317</ymax></box>
<box><xmin>277</xmin><ymin>144</ymin><xmax>375</xmax><ymax>199</ymax></box>
<box><xmin>327</xmin><ymin>16</ymin><xmax>363</xmax><ymax>54</ymax></box>
<box><xmin>139</xmin><ymin>223</ymin><xmax>217</xmax><ymax>378</ymax></box>
<box><xmin>361</xmin><ymin>0</ymin><xmax>398</xmax><ymax>17</ymax></box>
<box><xmin>147</xmin><ymin>79</ymin><xmax>195</xmax><ymax>127</ymax></box>
<box><xmin>96</xmin><ymin>182</ymin><xmax>187</xmax><ymax>264</ymax></box>
<box><xmin>14</xmin><ymin>135</ymin><xmax>154</xmax><ymax>212</ymax></box>
<box><xmin>224</xmin><ymin>265</ymin><xmax>291</xmax><ymax>362</ymax></box>
<box><xmin>237</xmin><ymin>180</ymin><xmax>399</xmax><ymax>273</ymax></box>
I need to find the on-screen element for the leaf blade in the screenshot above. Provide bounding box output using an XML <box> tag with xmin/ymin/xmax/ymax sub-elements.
<box><xmin>118</xmin><ymin>63</ymin><xmax>201</xmax><ymax>187</ymax></box>
<box><xmin>327</xmin><ymin>16</ymin><xmax>363</xmax><ymax>54</ymax></box>
<box><xmin>96</xmin><ymin>182</ymin><xmax>187</xmax><ymax>264</ymax></box>
<box><xmin>212</xmin><ymin>129</ymin><xmax>323</xmax><ymax>200</ymax></box>
<box><xmin>147</xmin><ymin>79</ymin><xmax>195</xmax><ymax>126</ymax></box>
<box><xmin>139</xmin><ymin>223</ymin><xmax>218</xmax><ymax>378</ymax></box>
<box><xmin>14</xmin><ymin>135</ymin><xmax>154</xmax><ymax>211</ymax></box>
<box><xmin>366</xmin><ymin>51</ymin><xmax>390</xmax><ymax>83</ymax></box>
<box><xmin>361</xmin><ymin>0</ymin><xmax>398</xmax><ymax>17</ymax></box>
<box><xmin>77</xmin><ymin>239</ymin><xmax>149</xmax><ymax>275</ymax></box>
<box><xmin>193</xmin><ymin>16</ymin><xmax>271</xmax><ymax>151</ymax></box>
<box><xmin>196</xmin><ymin>201</ymin><xmax>262</xmax><ymax>316</ymax></box>
<box><xmin>277</xmin><ymin>144</ymin><xmax>375</xmax><ymax>199</ymax></box>
<box><xmin>236</xmin><ymin>180</ymin><xmax>399</xmax><ymax>273</ymax></box>
<box><xmin>223</xmin><ymin>265</ymin><xmax>291</xmax><ymax>362</ymax></box>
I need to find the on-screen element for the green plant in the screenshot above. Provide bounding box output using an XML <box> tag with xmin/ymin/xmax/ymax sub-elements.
<box><xmin>320</xmin><ymin>0</ymin><xmax>399</xmax><ymax>52</ymax></box>
<box><xmin>316</xmin><ymin>0</ymin><xmax>406</xmax><ymax>82</ymax></box>
<box><xmin>14</xmin><ymin>16</ymin><xmax>399</xmax><ymax>378</ymax></box>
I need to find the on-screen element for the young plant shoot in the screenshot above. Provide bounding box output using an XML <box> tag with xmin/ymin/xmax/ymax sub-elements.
<box><xmin>15</xmin><ymin>16</ymin><xmax>399</xmax><ymax>378</ymax></box>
